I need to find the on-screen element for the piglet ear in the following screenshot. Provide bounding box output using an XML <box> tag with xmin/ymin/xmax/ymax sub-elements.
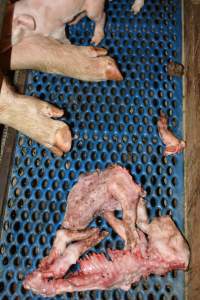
<box><xmin>13</xmin><ymin>14</ymin><xmax>36</xmax><ymax>31</ymax></box>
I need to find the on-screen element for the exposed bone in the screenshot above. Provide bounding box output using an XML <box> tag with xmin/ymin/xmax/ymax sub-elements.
<box><xmin>23</xmin><ymin>216</ymin><xmax>189</xmax><ymax>296</ymax></box>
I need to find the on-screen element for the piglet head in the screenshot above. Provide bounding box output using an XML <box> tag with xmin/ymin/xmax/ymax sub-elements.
<box><xmin>147</xmin><ymin>216</ymin><xmax>190</xmax><ymax>270</ymax></box>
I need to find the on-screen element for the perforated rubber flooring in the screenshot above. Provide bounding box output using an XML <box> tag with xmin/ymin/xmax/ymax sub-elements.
<box><xmin>0</xmin><ymin>0</ymin><xmax>184</xmax><ymax>299</ymax></box>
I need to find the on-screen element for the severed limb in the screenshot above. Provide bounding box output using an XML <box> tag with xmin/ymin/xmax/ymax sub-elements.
<box><xmin>157</xmin><ymin>112</ymin><xmax>185</xmax><ymax>156</ymax></box>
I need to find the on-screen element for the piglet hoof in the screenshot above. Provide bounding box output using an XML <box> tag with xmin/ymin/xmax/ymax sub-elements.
<box><xmin>105</xmin><ymin>58</ymin><xmax>123</xmax><ymax>81</ymax></box>
<box><xmin>91</xmin><ymin>32</ymin><xmax>105</xmax><ymax>46</ymax></box>
<box><xmin>53</xmin><ymin>126</ymin><xmax>72</xmax><ymax>156</ymax></box>
<box><xmin>66</xmin><ymin>45</ymin><xmax>123</xmax><ymax>82</ymax></box>
<box><xmin>28</xmin><ymin>100</ymin><xmax>72</xmax><ymax>156</ymax></box>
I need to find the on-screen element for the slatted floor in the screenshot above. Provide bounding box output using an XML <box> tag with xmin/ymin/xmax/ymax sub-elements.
<box><xmin>0</xmin><ymin>0</ymin><xmax>184</xmax><ymax>299</ymax></box>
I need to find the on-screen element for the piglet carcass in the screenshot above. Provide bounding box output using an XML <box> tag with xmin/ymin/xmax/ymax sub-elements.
<box><xmin>31</xmin><ymin>165</ymin><xmax>145</xmax><ymax>280</ymax></box>
<box><xmin>23</xmin><ymin>166</ymin><xmax>190</xmax><ymax>296</ymax></box>
<box><xmin>45</xmin><ymin>165</ymin><xmax>145</xmax><ymax>257</ymax></box>
<box><xmin>157</xmin><ymin>112</ymin><xmax>186</xmax><ymax>156</ymax></box>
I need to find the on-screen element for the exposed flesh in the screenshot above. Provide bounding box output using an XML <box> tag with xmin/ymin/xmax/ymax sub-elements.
<box><xmin>23</xmin><ymin>166</ymin><xmax>190</xmax><ymax>296</ymax></box>
<box><xmin>157</xmin><ymin>112</ymin><xmax>185</xmax><ymax>156</ymax></box>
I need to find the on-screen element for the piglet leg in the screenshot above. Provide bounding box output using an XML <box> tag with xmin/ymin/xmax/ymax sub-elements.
<box><xmin>0</xmin><ymin>78</ymin><xmax>71</xmax><ymax>156</ymax></box>
<box><xmin>109</xmin><ymin>183</ymin><xmax>139</xmax><ymax>251</ymax></box>
<box><xmin>84</xmin><ymin>0</ymin><xmax>106</xmax><ymax>45</ymax></box>
<box><xmin>90</xmin><ymin>12</ymin><xmax>106</xmax><ymax>45</ymax></box>
<box><xmin>103</xmin><ymin>211</ymin><xmax>127</xmax><ymax>243</ymax></box>
<box><xmin>9</xmin><ymin>35</ymin><xmax>122</xmax><ymax>82</ymax></box>
<box><xmin>136</xmin><ymin>197</ymin><xmax>149</xmax><ymax>232</ymax></box>
<box><xmin>103</xmin><ymin>197</ymin><xmax>149</xmax><ymax>248</ymax></box>
<box><xmin>39</xmin><ymin>228</ymin><xmax>99</xmax><ymax>271</ymax></box>
<box><xmin>41</xmin><ymin>230</ymin><xmax>108</xmax><ymax>279</ymax></box>
<box><xmin>24</xmin><ymin>229</ymin><xmax>108</xmax><ymax>286</ymax></box>
<box><xmin>103</xmin><ymin>198</ymin><xmax>149</xmax><ymax>247</ymax></box>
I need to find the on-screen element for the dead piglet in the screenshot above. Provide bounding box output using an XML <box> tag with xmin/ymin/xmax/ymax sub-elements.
<box><xmin>10</xmin><ymin>35</ymin><xmax>122</xmax><ymax>81</ymax></box>
<box><xmin>12</xmin><ymin>0</ymin><xmax>106</xmax><ymax>46</ymax></box>
<box><xmin>23</xmin><ymin>229</ymin><xmax>108</xmax><ymax>295</ymax></box>
<box><xmin>62</xmin><ymin>165</ymin><xmax>146</xmax><ymax>252</ymax></box>
<box><xmin>23</xmin><ymin>196</ymin><xmax>190</xmax><ymax>296</ymax></box>
<box><xmin>0</xmin><ymin>78</ymin><xmax>71</xmax><ymax>156</ymax></box>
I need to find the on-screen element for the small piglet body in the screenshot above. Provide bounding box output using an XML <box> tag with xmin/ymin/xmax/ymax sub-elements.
<box><xmin>13</xmin><ymin>0</ymin><xmax>106</xmax><ymax>46</ymax></box>
<box><xmin>12</xmin><ymin>0</ymin><xmax>145</xmax><ymax>47</ymax></box>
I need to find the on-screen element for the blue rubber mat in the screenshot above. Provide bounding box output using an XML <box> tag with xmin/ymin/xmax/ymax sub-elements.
<box><xmin>0</xmin><ymin>0</ymin><xmax>184</xmax><ymax>299</ymax></box>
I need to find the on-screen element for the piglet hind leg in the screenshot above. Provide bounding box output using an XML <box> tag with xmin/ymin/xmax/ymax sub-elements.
<box><xmin>39</xmin><ymin>227</ymin><xmax>99</xmax><ymax>271</ymax></box>
<box><xmin>108</xmin><ymin>183</ymin><xmax>140</xmax><ymax>252</ymax></box>
<box><xmin>40</xmin><ymin>229</ymin><xmax>108</xmax><ymax>279</ymax></box>
<box><xmin>23</xmin><ymin>229</ymin><xmax>108</xmax><ymax>293</ymax></box>
<box><xmin>0</xmin><ymin>78</ymin><xmax>71</xmax><ymax>156</ymax></box>
<box><xmin>85</xmin><ymin>0</ymin><xmax>106</xmax><ymax>45</ymax></box>
<box><xmin>103</xmin><ymin>211</ymin><xmax>127</xmax><ymax>243</ymax></box>
<box><xmin>103</xmin><ymin>197</ymin><xmax>149</xmax><ymax>246</ymax></box>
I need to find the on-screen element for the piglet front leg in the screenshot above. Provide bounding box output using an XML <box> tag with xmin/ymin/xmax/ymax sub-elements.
<box><xmin>0</xmin><ymin>78</ymin><xmax>71</xmax><ymax>156</ymax></box>
<box><xmin>85</xmin><ymin>0</ymin><xmax>106</xmax><ymax>45</ymax></box>
<box><xmin>39</xmin><ymin>228</ymin><xmax>98</xmax><ymax>271</ymax></box>
<box><xmin>9</xmin><ymin>35</ymin><xmax>122</xmax><ymax>82</ymax></box>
